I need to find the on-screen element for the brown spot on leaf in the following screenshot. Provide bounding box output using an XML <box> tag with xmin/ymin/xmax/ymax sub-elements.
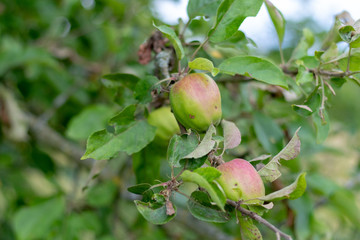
<box><xmin>189</xmin><ymin>114</ymin><xmax>195</xmax><ymax>119</ymax></box>
<box><xmin>215</xmin><ymin>105</ymin><xmax>218</xmax><ymax>109</ymax></box>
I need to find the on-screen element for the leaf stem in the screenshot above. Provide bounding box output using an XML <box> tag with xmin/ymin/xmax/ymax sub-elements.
<box><xmin>227</xmin><ymin>200</ymin><xmax>293</xmax><ymax>240</ymax></box>
<box><xmin>279</xmin><ymin>42</ymin><xmax>285</xmax><ymax>65</ymax></box>
<box><xmin>190</xmin><ymin>37</ymin><xmax>209</xmax><ymax>61</ymax></box>
<box><xmin>346</xmin><ymin>46</ymin><xmax>352</xmax><ymax>73</ymax></box>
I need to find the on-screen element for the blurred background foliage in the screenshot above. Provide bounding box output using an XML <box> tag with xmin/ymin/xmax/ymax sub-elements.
<box><xmin>0</xmin><ymin>0</ymin><xmax>359</xmax><ymax>239</ymax></box>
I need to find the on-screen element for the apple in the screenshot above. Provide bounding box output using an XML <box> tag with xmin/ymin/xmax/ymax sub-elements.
<box><xmin>147</xmin><ymin>106</ymin><xmax>180</xmax><ymax>145</ymax></box>
<box><xmin>216</xmin><ymin>159</ymin><xmax>265</xmax><ymax>204</ymax></box>
<box><xmin>170</xmin><ymin>73</ymin><xmax>222</xmax><ymax>132</ymax></box>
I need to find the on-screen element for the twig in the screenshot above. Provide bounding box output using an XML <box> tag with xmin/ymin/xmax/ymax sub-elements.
<box><xmin>319</xmin><ymin>75</ymin><xmax>326</xmax><ymax>122</ymax></box>
<box><xmin>179</xmin><ymin>19</ymin><xmax>191</xmax><ymax>40</ymax></box>
<box><xmin>227</xmin><ymin>200</ymin><xmax>293</xmax><ymax>240</ymax></box>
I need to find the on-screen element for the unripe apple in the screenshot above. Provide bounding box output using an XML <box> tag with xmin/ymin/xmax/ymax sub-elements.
<box><xmin>216</xmin><ymin>159</ymin><xmax>265</xmax><ymax>204</ymax></box>
<box><xmin>170</xmin><ymin>73</ymin><xmax>222</xmax><ymax>132</ymax></box>
<box><xmin>147</xmin><ymin>106</ymin><xmax>180</xmax><ymax>145</ymax></box>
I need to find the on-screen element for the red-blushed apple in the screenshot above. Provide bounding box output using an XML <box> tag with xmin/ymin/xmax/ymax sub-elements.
<box><xmin>216</xmin><ymin>159</ymin><xmax>265</xmax><ymax>204</ymax></box>
<box><xmin>170</xmin><ymin>73</ymin><xmax>222</xmax><ymax>132</ymax></box>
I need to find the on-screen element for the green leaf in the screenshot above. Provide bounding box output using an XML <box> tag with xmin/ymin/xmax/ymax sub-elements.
<box><xmin>221</xmin><ymin>119</ymin><xmax>241</xmax><ymax>151</ymax></box>
<box><xmin>134</xmin><ymin>200</ymin><xmax>176</xmax><ymax>225</ymax></box>
<box><xmin>292</xmin><ymin>105</ymin><xmax>313</xmax><ymax>116</ymax></box>
<box><xmin>313</xmin><ymin>110</ymin><xmax>329</xmax><ymax>144</ymax></box>
<box><xmin>253</xmin><ymin>111</ymin><xmax>284</xmax><ymax>154</ymax></box>
<box><xmin>187</xmin><ymin>191</ymin><xmax>230</xmax><ymax>223</ymax></box>
<box><xmin>66</xmin><ymin>105</ymin><xmax>115</xmax><ymax>141</ymax></box>
<box><xmin>321</xmin><ymin>42</ymin><xmax>338</xmax><ymax>62</ymax></box>
<box><xmin>184</xmin><ymin>125</ymin><xmax>216</xmax><ymax>159</ymax></box>
<box><xmin>134</xmin><ymin>75</ymin><xmax>159</xmax><ymax>104</ymax></box>
<box><xmin>258</xmin><ymin>172</ymin><xmax>307</xmax><ymax>201</ymax></box>
<box><xmin>265</xmin><ymin>0</ymin><xmax>286</xmax><ymax>45</ymax></box>
<box><xmin>108</xmin><ymin>104</ymin><xmax>137</xmax><ymax>126</ymax></box>
<box><xmin>291</xmin><ymin>28</ymin><xmax>314</xmax><ymax>60</ymax></box>
<box><xmin>86</xmin><ymin>181</ymin><xmax>117</xmax><ymax>207</ymax></box>
<box><xmin>188</xmin><ymin>57</ymin><xmax>219</xmax><ymax>76</ymax></box>
<box><xmin>63</xmin><ymin>211</ymin><xmax>102</xmax><ymax>240</ymax></box>
<box><xmin>293</xmin><ymin>87</ymin><xmax>321</xmax><ymax>117</ymax></box>
<box><xmin>82</xmin><ymin>120</ymin><xmax>156</xmax><ymax>160</ymax></box>
<box><xmin>187</xmin><ymin>0</ymin><xmax>222</xmax><ymax>18</ymax></box>
<box><xmin>180</xmin><ymin>155</ymin><xmax>208</xmax><ymax>171</ymax></box>
<box><xmin>338</xmin><ymin>25</ymin><xmax>355</xmax><ymax>43</ymax></box>
<box><xmin>181</xmin><ymin>168</ymin><xmax>226</xmax><ymax>211</ymax></box>
<box><xmin>153</xmin><ymin>23</ymin><xmax>185</xmax><ymax>60</ymax></box>
<box><xmin>167</xmin><ymin>133</ymin><xmax>198</xmax><ymax>167</ymax></box>
<box><xmin>208</xmin><ymin>0</ymin><xmax>263</xmax><ymax>43</ymax></box>
<box><xmin>295</xmin><ymin>65</ymin><xmax>314</xmax><ymax>85</ymax></box>
<box><xmin>329</xmin><ymin>188</ymin><xmax>360</xmax><ymax>226</ymax></box>
<box><xmin>101</xmin><ymin>73</ymin><xmax>140</xmax><ymax>90</ymax></box>
<box><xmin>13</xmin><ymin>197</ymin><xmax>65</xmax><ymax>240</ymax></box>
<box><xmin>238</xmin><ymin>216</ymin><xmax>263</xmax><ymax>240</ymax></box>
<box><xmin>128</xmin><ymin>183</ymin><xmax>152</xmax><ymax>195</ymax></box>
<box><xmin>258</xmin><ymin>127</ymin><xmax>301</xmax><ymax>182</ymax></box>
<box><xmin>132</xmin><ymin>143</ymin><xmax>164</xmax><ymax>184</ymax></box>
<box><xmin>219</xmin><ymin>56</ymin><xmax>288</xmax><ymax>88</ymax></box>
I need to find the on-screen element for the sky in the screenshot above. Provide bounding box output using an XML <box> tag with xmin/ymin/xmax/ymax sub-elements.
<box><xmin>153</xmin><ymin>0</ymin><xmax>360</xmax><ymax>50</ymax></box>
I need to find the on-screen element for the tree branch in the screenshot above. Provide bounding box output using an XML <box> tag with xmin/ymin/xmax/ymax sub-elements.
<box><xmin>227</xmin><ymin>200</ymin><xmax>293</xmax><ymax>240</ymax></box>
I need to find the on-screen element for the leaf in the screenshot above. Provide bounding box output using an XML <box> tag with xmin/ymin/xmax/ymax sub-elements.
<box><xmin>153</xmin><ymin>23</ymin><xmax>185</xmax><ymax>60</ymax></box>
<box><xmin>295</xmin><ymin>65</ymin><xmax>314</xmax><ymax>85</ymax></box>
<box><xmin>265</xmin><ymin>0</ymin><xmax>286</xmax><ymax>45</ymax></box>
<box><xmin>293</xmin><ymin>87</ymin><xmax>321</xmax><ymax>117</ymax></box>
<box><xmin>338</xmin><ymin>25</ymin><xmax>355</xmax><ymax>43</ymax></box>
<box><xmin>258</xmin><ymin>127</ymin><xmax>301</xmax><ymax>182</ymax></box>
<box><xmin>291</xmin><ymin>28</ymin><xmax>314</xmax><ymax>60</ymax></box>
<box><xmin>180</xmin><ymin>155</ymin><xmax>208</xmax><ymax>171</ymax></box>
<box><xmin>181</xmin><ymin>168</ymin><xmax>226</xmax><ymax>211</ymax></box>
<box><xmin>133</xmin><ymin>143</ymin><xmax>163</xmax><ymax>184</ymax></box>
<box><xmin>134</xmin><ymin>200</ymin><xmax>176</xmax><ymax>225</ymax></box>
<box><xmin>127</xmin><ymin>183</ymin><xmax>152</xmax><ymax>195</ymax></box>
<box><xmin>249</xmin><ymin>154</ymin><xmax>272</xmax><ymax>162</ymax></box>
<box><xmin>219</xmin><ymin>56</ymin><xmax>288</xmax><ymax>88</ymax></box>
<box><xmin>101</xmin><ymin>73</ymin><xmax>140</xmax><ymax>90</ymax></box>
<box><xmin>188</xmin><ymin>57</ymin><xmax>219</xmax><ymax>76</ymax></box>
<box><xmin>108</xmin><ymin>104</ymin><xmax>137</xmax><ymax>126</ymax></box>
<box><xmin>133</xmin><ymin>75</ymin><xmax>159</xmax><ymax>104</ymax></box>
<box><xmin>184</xmin><ymin>125</ymin><xmax>216</xmax><ymax>159</ymax></box>
<box><xmin>82</xmin><ymin>120</ymin><xmax>156</xmax><ymax>160</ymax></box>
<box><xmin>208</xmin><ymin>0</ymin><xmax>263</xmax><ymax>43</ymax></box>
<box><xmin>238</xmin><ymin>216</ymin><xmax>263</xmax><ymax>240</ymax></box>
<box><xmin>313</xmin><ymin>110</ymin><xmax>329</xmax><ymax>144</ymax></box>
<box><xmin>253</xmin><ymin>111</ymin><xmax>284</xmax><ymax>154</ymax></box>
<box><xmin>187</xmin><ymin>0</ymin><xmax>221</xmax><ymax>18</ymax></box>
<box><xmin>329</xmin><ymin>188</ymin><xmax>360</xmax><ymax>226</ymax></box>
<box><xmin>13</xmin><ymin>197</ymin><xmax>65</xmax><ymax>240</ymax></box>
<box><xmin>86</xmin><ymin>181</ymin><xmax>117</xmax><ymax>207</ymax></box>
<box><xmin>221</xmin><ymin>119</ymin><xmax>241</xmax><ymax>152</ymax></box>
<box><xmin>292</xmin><ymin>104</ymin><xmax>313</xmax><ymax>115</ymax></box>
<box><xmin>167</xmin><ymin>133</ymin><xmax>199</xmax><ymax>167</ymax></box>
<box><xmin>66</xmin><ymin>105</ymin><xmax>115</xmax><ymax>141</ymax></box>
<box><xmin>258</xmin><ymin>173</ymin><xmax>307</xmax><ymax>201</ymax></box>
<box><xmin>187</xmin><ymin>191</ymin><xmax>230</xmax><ymax>223</ymax></box>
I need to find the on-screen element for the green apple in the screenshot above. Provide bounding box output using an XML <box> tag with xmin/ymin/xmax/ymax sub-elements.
<box><xmin>147</xmin><ymin>106</ymin><xmax>180</xmax><ymax>145</ymax></box>
<box><xmin>170</xmin><ymin>73</ymin><xmax>222</xmax><ymax>132</ymax></box>
<box><xmin>217</xmin><ymin>159</ymin><xmax>265</xmax><ymax>204</ymax></box>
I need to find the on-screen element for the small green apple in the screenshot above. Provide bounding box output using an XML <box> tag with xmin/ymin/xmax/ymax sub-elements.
<box><xmin>147</xmin><ymin>106</ymin><xmax>180</xmax><ymax>145</ymax></box>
